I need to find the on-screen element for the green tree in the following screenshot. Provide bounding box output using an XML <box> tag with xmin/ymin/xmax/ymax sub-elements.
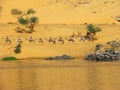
<box><xmin>86</xmin><ymin>24</ymin><xmax>102</xmax><ymax>36</ymax></box>
<box><xmin>14</xmin><ymin>44</ymin><xmax>21</xmax><ymax>54</ymax></box>
<box><xmin>11</xmin><ymin>9</ymin><xmax>39</xmax><ymax>33</ymax></box>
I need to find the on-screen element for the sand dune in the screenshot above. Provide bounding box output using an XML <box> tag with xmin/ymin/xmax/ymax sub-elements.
<box><xmin>0</xmin><ymin>24</ymin><xmax>120</xmax><ymax>59</ymax></box>
<box><xmin>0</xmin><ymin>0</ymin><xmax>120</xmax><ymax>60</ymax></box>
<box><xmin>0</xmin><ymin>0</ymin><xmax>120</xmax><ymax>24</ymax></box>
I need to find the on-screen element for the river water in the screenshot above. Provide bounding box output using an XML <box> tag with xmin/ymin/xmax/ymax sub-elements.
<box><xmin>0</xmin><ymin>60</ymin><xmax>120</xmax><ymax>90</ymax></box>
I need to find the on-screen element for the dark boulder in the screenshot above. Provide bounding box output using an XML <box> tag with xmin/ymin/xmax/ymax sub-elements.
<box><xmin>45</xmin><ymin>55</ymin><xmax>74</xmax><ymax>60</ymax></box>
<box><xmin>85</xmin><ymin>50</ymin><xmax>120</xmax><ymax>61</ymax></box>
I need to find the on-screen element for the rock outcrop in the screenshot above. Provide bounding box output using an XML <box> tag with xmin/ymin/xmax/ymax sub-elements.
<box><xmin>85</xmin><ymin>41</ymin><xmax>120</xmax><ymax>61</ymax></box>
<box><xmin>45</xmin><ymin>54</ymin><xmax>74</xmax><ymax>60</ymax></box>
<box><xmin>85</xmin><ymin>49</ymin><xmax>120</xmax><ymax>61</ymax></box>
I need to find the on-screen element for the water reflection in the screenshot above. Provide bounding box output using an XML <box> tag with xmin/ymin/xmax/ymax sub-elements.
<box><xmin>87</xmin><ymin>65</ymin><xmax>102</xmax><ymax>90</ymax></box>
<box><xmin>0</xmin><ymin>61</ymin><xmax>119</xmax><ymax>90</ymax></box>
<box><xmin>17</xmin><ymin>62</ymin><xmax>38</xmax><ymax>90</ymax></box>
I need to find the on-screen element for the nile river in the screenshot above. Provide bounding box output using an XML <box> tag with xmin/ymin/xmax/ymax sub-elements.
<box><xmin>0</xmin><ymin>59</ymin><xmax>120</xmax><ymax>90</ymax></box>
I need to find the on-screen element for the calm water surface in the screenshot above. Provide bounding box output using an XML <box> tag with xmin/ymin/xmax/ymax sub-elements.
<box><xmin>0</xmin><ymin>59</ymin><xmax>120</xmax><ymax>90</ymax></box>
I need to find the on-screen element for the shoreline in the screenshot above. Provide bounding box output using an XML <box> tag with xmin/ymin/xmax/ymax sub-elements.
<box><xmin>0</xmin><ymin>59</ymin><xmax>119</xmax><ymax>69</ymax></box>
<box><xmin>0</xmin><ymin>24</ymin><xmax>120</xmax><ymax>60</ymax></box>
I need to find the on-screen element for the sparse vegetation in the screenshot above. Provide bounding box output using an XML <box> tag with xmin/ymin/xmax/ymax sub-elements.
<box><xmin>86</xmin><ymin>24</ymin><xmax>102</xmax><ymax>36</ymax></box>
<box><xmin>14</xmin><ymin>44</ymin><xmax>22</xmax><ymax>54</ymax></box>
<box><xmin>11</xmin><ymin>8</ymin><xmax>39</xmax><ymax>33</ymax></box>
<box><xmin>3</xmin><ymin>56</ymin><xmax>17</xmax><ymax>61</ymax></box>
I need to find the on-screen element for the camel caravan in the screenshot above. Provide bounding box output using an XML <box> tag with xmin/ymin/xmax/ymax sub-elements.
<box><xmin>3</xmin><ymin>31</ymin><xmax>96</xmax><ymax>45</ymax></box>
<box><xmin>12</xmin><ymin>24</ymin><xmax>101</xmax><ymax>45</ymax></box>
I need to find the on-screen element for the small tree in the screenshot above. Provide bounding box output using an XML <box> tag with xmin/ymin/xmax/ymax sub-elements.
<box><xmin>14</xmin><ymin>44</ymin><xmax>21</xmax><ymax>54</ymax></box>
<box><xmin>86</xmin><ymin>24</ymin><xmax>102</xmax><ymax>36</ymax></box>
<box><xmin>11</xmin><ymin>9</ymin><xmax>39</xmax><ymax>33</ymax></box>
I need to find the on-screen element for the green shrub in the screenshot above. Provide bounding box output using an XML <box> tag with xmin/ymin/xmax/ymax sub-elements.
<box><xmin>14</xmin><ymin>44</ymin><xmax>21</xmax><ymax>54</ymax></box>
<box><xmin>86</xmin><ymin>24</ymin><xmax>102</xmax><ymax>36</ymax></box>
<box><xmin>3</xmin><ymin>57</ymin><xmax>17</xmax><ymax>61</ymax></box>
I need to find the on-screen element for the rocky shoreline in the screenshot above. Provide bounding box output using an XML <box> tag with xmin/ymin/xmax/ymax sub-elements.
<box><xmin>85</xmin><ymin>50</ymin><xmax>120</xmax><ymax>61</ymax></box>
<box><xmin>85</xmin><ymin>40</ymin><xmax>120</xmax><ymax>61</ymax></box>
<box><xmin>45</xmin><ymin>55</ymin><xmax>74</xmax><ymax>60</ymax></box>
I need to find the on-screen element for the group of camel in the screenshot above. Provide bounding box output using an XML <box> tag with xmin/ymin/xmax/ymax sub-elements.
<box><xmin>4</xmin><ymin>31</ymin><xmax>95</xmax><ymax>45</ymax></box>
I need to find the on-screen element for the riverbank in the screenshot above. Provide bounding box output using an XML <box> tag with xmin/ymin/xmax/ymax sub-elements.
<box><xmin>0</xmin><ymin>24</ymin><xmax>120</xmax><ymax>60</ymax></box>
<box><xmin>0</xmin><ymin>58</ymin><xmax>120</xmax><ymax>68</ymax></box>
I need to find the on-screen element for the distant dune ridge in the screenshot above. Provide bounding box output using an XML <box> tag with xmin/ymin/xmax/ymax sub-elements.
<box><xmin>0</xmin><ymin>0</ymin><xmax>120</xmax><ymax>24</ymax></box>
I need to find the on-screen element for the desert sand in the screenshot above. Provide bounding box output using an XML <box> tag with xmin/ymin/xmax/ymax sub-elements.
<box><xmin>0</xmin><ymin>0</ymin><xmax>120</xmax><ymax>60</ymax></box>
<box><xmin>0</xmin><ymin>24</ymin><xmax>120</xmax><ymax>60</ymax></box>
<box><xmin>0</xmin><ymin>0</ymin><xmax>120</xmax><ymax>24</ymax></box>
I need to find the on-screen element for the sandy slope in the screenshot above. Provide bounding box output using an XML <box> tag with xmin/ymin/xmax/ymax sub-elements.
<box><xmin>0</xmin><ymin>0</ymin><xmax>120</xmax><ymax>59</ymax></box>
<box><xmin>0</xmin><ymin>24</ymin><xmax>120</xmax><ymax>59</ymax></box>
<box><xmin>0</xmin><ymin>0</ymin><xmax>120</xmax><ymax>24</ymax></box>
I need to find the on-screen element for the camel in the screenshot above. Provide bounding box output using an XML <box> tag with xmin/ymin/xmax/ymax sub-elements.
<box><xmin>52</xmin><ymin>40</ymin><xmax>56</xmax><ymax>44</ymax></box>
<box><xmin>78</xmin><ymin>35</ymin><xmax>86</xmax><ymax>42</ymax></box>
<box><xmin>5</xmin><ymin>36</ymin><xmax>11</xmax><ymax>44</ymax></box>
<box><xmin>88</xmin><ymin>35</ymin><xmax>95</xmax><ymax>42</ymax></box>
<box><xmin>29</xmin><ymin>36</ymin><xmax>35</xmax><ymax>43</ymax></box>
<box><xmin>84</xmin><ymin>35</ymin><xmax>94</xmax><ymax>42</ymax></box>
<box><xmin>70</xmin><ymin>32</ymin><xmax>80</xmax><ymax>38</ymax></box>
<box><xmin>48</xmin><ymin>37</ymin><xmax>54</xmax><ymax>43</ymax></box>
<box><xmin>70</xmin><ymin>31</ymin><xmax>82</xmax><ymax>38</ymax></box>
<box><xmin>47</xmin><ymin>37</ymin><xmax>56</xmax><ymax>44</ymax></box>
<box><xmin>70</xmin><ymin>32</ymin><xmax>76</xmax><ymax>38</ymax></box>
<box><xmin>66</xmin><ymin>37</ymin><xmax>75</xmax><ymax>43</ymax></box>
<box><xmin>58</xmin><ymin>36</ymin><xmax>64</xmax><ymax>44</ymax></box>
<box><xmin>16</xmin><ymin>37</ymin><xmax>22</xmax><ymax>44</ymax></box>
<box><xmin>38</xmin><ymin>38</ymin><xmax>43</xmax><ymax>43</ymax></box>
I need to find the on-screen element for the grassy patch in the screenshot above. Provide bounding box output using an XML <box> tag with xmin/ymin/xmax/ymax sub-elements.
<box><xmin>3</xmin><ymin>57</ymin><xmax>17</xmax><ymax>61</ymax></box>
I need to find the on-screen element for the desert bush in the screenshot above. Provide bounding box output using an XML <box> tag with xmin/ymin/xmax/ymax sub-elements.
<box><xmin>86</xmin><ymin>24</ymin><xmax>102</xmax><ymax>36</ymax></box>
<box><xmin>11</xmin><ymin>8</ymin><xmax>39</xmax><ymax>33</ymax></box>
<box><xmin>14</xmin><ymin>44</ymin><xmax>21</xmax><ymax>54</ymax></box>
<box><xmin>3</xmin><ymin>56</ymin><xmax>17</xmax><ymax>61</ymax></box>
